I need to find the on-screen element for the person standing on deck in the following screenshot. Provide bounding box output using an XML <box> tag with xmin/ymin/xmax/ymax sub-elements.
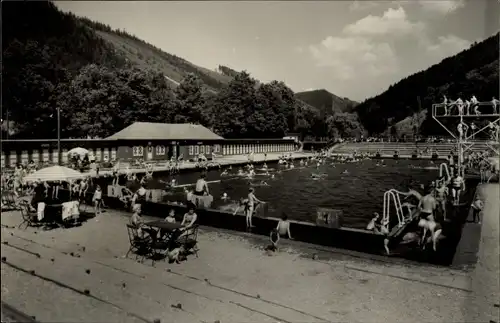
<box><xmin>471</xmin><ymin>198</ymin><xmax>484</xmax><ymax>224</ymax></box>
<box><xmin>465</xmin><ymin>99</ymin><xmax>471</xmax><ymax>115</ymax></box>
<box><xmin>441</xmin><ymin>95</ymin><xmax>448</xmax><ymax>116</ymax></box>
<box><xmin>92</xmin><ymin>185</ymin><xmax>103</xmax><ymax>216</ymax></box>
<box><xmin>471</xmin><ymin>95</ymin><xmax>480</xmax><ymax>115</ymax></box>
<box><xmin>456</xmin><ymin>98</ymin><xmax>464</xmax><ymax>116</ymax></box>
<box><xmin>246</xmin><ymin>187</ymin><xmax>264</xmax><ymax>230</ymax></box>
<box><xmin>433</xmin><ymin>181</ymin><xmax>448</xmax><ymax>221</ymax></box>
<box><xmin>450</xmin><ymin>172</ymin><xmax>465</xmax><ymax>205</ymax></box>
<box><xmin>418</xmin><ymin>186</ymin><xmax>436</xmax><ymax>222</ymax></box>
<box><xmin>491</xmin><ymin>97</ymin><xmax>499</xmax><ymax>114</ymax></box>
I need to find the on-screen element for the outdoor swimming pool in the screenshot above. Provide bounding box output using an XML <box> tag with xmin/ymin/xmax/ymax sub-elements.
<box><xmin>143</xmin><ymin>159</ymin><xmax>440</xmax><ymax>229</ymax></box>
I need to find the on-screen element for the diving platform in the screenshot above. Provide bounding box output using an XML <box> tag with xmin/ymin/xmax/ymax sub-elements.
<box><xmin>433</xmin><ymin>114</ymin><xmax>500</xmax><ymax>118</ymax></box>
<box><xmin>432</xmin><ymin>101</ymin><xmax>499</xmax><ymax>118</ymax></box>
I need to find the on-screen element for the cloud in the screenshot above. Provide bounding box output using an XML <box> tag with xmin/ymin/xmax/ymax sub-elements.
<box><xmin>426</xmin><ymin>35</ymin><xmax>471</xmax><ymax>60</ymax></box>
<box><xmin>391</xmin><ymin>0</ymin><xmax>465</xmax><ymax>15</ymax></box>
<box><xmin>419</xmin><ymin>0</ymin><xmax>465</xmax><ymax>15</ymax></box>
<box><xmin>343</xmin><ymin>7</ymin><xmax>425</xmax><ymax>37</ymax></box>
<box><xmin>348</xmin><ymin>1</ymin><xmax>380</xmax><ymax>11</ymax></box>
<box><xmin>308</xmin><ymin>36</ymin><xmax>398</xmax><ymax>80</ymax></box>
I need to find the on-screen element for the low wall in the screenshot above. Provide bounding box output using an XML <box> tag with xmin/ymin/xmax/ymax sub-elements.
<box><xmin>96</xmin><ymin>178</ymin><xmax>479</xmax><ymax>266</ymax></box>
<box><xmin>105</xmin><ymin>196</ymin><xmax>386</xmax><ymax>255</ymax></box>
<box><xmin>331</xmin><ymin>152</ymin><xmax>447</xmax><ymax>161</ymax></box>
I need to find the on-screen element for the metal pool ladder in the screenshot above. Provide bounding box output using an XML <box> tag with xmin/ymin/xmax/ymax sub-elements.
<box><xmin>439</xmin><ymin>162</ymin><xmax>451</xmax><ymax>179</ymax></box>
<box><xmin>382</xmin><ymin>189</ymin><xmax>406</xmax><ymax>233</ymax></box>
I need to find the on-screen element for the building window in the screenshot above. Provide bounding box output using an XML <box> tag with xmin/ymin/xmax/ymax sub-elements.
<box><xmin>133</xmin><ymin>146</ymin><xmax>144</xmax><ymax>157</ymax></box>
<box><xmin>189</xmin><ymin>145</ymin><xmax>194</xmax><ymax>156</ymax></box>
<box><xmin>215</xmin><ymin>145</ymin><xmax>220</xmax><ymax>153</ymax></box>
<box><xmin>200</xmin><ymin>145</ymin><xmax>205</xmax><ymax>154</ymax></box>
<box><xmin>194</xmin><ymin>145</ymin><xmax>199</xmax><ymax>155</ymax></box>
<box><xmin>156</xmin><ymin>145</ymin><xmax>166</xmax><ymax>155</ymax></box>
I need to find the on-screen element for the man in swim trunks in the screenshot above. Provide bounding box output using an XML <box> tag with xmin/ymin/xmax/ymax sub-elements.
<box><xmin>433</xmin><ymin>180</ymin><xmax>449</xmax><ymax>221</ymax></box>
<box><xmin>451</xmin><ymin>172</ymin><xmax>465</xmax><ymax>205</ymax></box>
<box><xmin>418</xmin><ymin>186</ymin><xmax>436</xmax><ymax>222</ymax></box>
<box><xmin>194</xmin><ymin>173</ymin><xmax>209</xmax><ymax>196</ymax></box>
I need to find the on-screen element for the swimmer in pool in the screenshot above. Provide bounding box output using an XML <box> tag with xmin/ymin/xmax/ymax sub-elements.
<box><xmin>237</xmin><ymin>168</ymin><xmax>244</xmax><ymax>176</ymax></box>
<box><xmin>271</xmin><ymin>174</ymin><xmax>275</xmax><ymax>179</ymax></box>
<box><xmin>221</xmin><ymin>192</ymin><xmax>229</xmax><ymax>201</ymax></box>
<box><xmin>221</xmin><ymin>169</ymin><xmax>229</xmax><ymax>176</ymax></box>
<box><xmin>259</xmin><ymin>181</ymin><xmax>269</xmax><ymax>186</ymax></box>
<box><xmin>247</xmin><ymin>169</ymin><xmax>255</xmax><ymax>178</ymax></box>
<box><xmin>262</xmin><ymin>163</ymin><xmax>268</xmax><ymax>170</ymax></box>
<box><xmin>342</xmin><ymin>170</ymin><xmax>349</xmax><ymax>175</ymax></box>
<box><xmin>289</xmin><ymin>164</ymin><xmax>294</xmax><ymax>169</ymax></box>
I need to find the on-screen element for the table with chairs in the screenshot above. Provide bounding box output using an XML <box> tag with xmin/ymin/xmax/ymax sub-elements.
<box><xmin>126</xmin><ymin>220</ymin><xmax>199</xmax><ymax>265</ymax></box>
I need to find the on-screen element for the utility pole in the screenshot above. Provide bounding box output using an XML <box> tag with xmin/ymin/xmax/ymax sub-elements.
<box><xmin>57</xmin><ymin>107</ymin><xmax>61</xmax><ymax>165</ymax></box>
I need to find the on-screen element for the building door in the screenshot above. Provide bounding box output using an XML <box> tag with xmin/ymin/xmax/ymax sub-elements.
<box><xmin>146</xmin><ymin>146</ymin><xmax>154</xmax><ymax>161</ymax></box>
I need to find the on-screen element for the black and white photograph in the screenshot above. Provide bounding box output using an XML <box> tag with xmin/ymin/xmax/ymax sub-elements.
<box><xmin>1</xmin><ymin>0</ymin><xmax>499</xmax><ymax>322</ymax></box>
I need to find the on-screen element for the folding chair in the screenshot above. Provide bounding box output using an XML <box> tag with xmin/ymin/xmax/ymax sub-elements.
<box><xmin>149</xmin><ymin>239</ymin><xmax>170</xmax><ymax>266</ymax></box>
<box><xmin>125</xmin><ymin>224</ymin><xmax>152</xmax><ymax>263</ymax></box>
<box><xmin>1</xmin><ymin>191</ymin><xmax>18</xmax><ymax>211</ymax></box>
<box><xmin>176</xmin><ymin>224</ymin><xmax>199</xmax><ymax>257</ymax></box>
<box><xmin>17</xmin><ymin>200</ymin><xmax>39</xmax><ymax>229</ymax></box>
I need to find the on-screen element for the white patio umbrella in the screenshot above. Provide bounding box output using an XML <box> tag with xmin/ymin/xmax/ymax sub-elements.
<box><xmin>68</xmin><ymin>147</ymin><xmax>89</xmax><ymax>158</ymax></box>
<box><xmin>23</xmin><ymin>166</ymin><xmax>85</xmax><ymax>183</ymax></box>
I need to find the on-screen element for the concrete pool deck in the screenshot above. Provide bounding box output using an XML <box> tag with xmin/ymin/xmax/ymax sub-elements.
<box><xmin>1</xmin><ymin>184</ymin><xmax>498</xmax><ymax>323</ymax></box>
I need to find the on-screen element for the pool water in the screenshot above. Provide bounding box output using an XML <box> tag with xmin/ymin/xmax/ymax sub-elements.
<box><xmin>145</xmin><ymin>159</ymin><xmax>440</xmax><ymax>229</ymax></box>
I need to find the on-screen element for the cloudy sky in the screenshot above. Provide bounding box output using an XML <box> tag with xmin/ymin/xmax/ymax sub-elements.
<box><xmin>56</xmin><ymin>0</ymin><xmax>499</xmax><ymax>101</ymax></box>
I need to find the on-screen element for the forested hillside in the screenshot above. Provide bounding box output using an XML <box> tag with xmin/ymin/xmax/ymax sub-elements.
<box><xmin>295</xmin><ymin>89</ymin><xmax>358</xmax><ymax>115</ymax></box>
<box><xmin>1</xmin><ymin>1</ymin><xmax>336</xmax><ymax>140</ymax></box>
<box><xmin>3</xmin><ymin>1</ymin><xmax>497</xmax><ymax>141</ymax></box>
<box><xmin>355</xmin><ymin>33</ymin><xmax>499</xmax><ymax>135</ymax></box>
